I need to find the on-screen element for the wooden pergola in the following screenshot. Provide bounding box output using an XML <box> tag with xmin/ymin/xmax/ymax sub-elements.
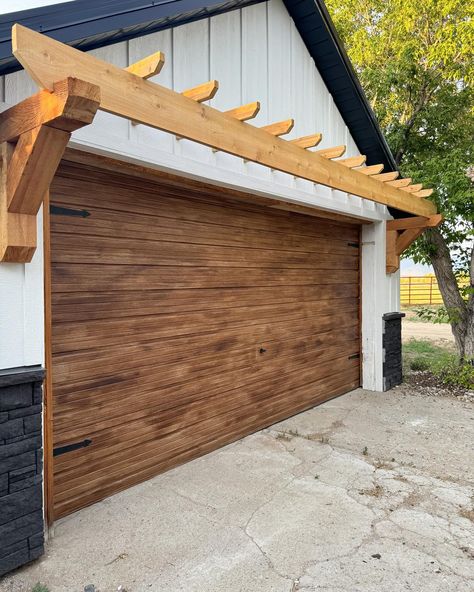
<box><xmin>0</xmin><ymin>24</ymin><xmax>441</xmax><ymax>272</ymax></box>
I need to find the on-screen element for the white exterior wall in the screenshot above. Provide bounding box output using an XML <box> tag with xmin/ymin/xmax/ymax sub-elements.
<box><xmin>0</xmin><ymin>0</ymin><xmax>400</xmax><ymax>389</ymax></box>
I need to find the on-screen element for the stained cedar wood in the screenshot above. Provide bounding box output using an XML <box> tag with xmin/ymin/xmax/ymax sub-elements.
<box><xmin>50</xmin><ymin>161</ymin><xmax>361</xmax><ymax>518</ymax></box>
<box><xmin>42</xmin><ymin>190</ymin><xmax>54</xmax><ymax>526</ymax></box>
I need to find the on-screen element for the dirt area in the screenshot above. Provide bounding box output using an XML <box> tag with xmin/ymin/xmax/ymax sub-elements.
<box><xmin>1</xmin><ymin>387</ymin><xmax>473</xmax><ymax>592</ymax></box>
<box><xmin>403</xmin><ymin>320</ymin><xmax>454</xmax><ymax>345</ymax></box>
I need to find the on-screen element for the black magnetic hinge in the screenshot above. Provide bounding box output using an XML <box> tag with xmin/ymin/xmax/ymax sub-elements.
<box><xmin>50</xmin><ymin>205</ymin><xmax>90</xmax><ymax>218</ymax></box>
<box><xmin>53</xmin><ymin>439</ymin><xmax>92</xmax><ymax>457</ymax></box>
<box><xmin>347</xmin><ymin>242</ymin><xmax>359</xmax><ymax>248</ymax></box>
<box><xmin>259</xmin><ymin>347</ymin><xmax>267</xmax><ymax>354</ymax></box>
<box><xmin>348</xmin><ymin>353</ymin><xmax>360</xmax><ymax>360</ymax></box>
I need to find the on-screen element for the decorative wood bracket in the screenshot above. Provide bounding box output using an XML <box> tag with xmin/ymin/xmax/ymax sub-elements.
<box><xmin>0</xmin><ymin>77</ymin><xmax>100</xmax><ymax>262</ymax></box>
<box><xmin>386</xmin><ymin>214</ymin><xmax>443</xmax><ymax>274</ymax></box>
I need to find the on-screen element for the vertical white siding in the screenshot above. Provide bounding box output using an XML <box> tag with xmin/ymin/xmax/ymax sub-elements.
<box><xmin>0</xmin><ymin>209</ymin><xmax>44</xmax><ymax>369</ymax></box>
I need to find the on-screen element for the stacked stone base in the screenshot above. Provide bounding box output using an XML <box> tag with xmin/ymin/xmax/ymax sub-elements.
<box><xmin>0</xmin><ymin>367</ymin><xmax>44</xmax><ymax>576</ymax></box>
<box><xmin>383</xmin><ymin>313</ymin><xmax>405</xmax><ymax>391</ymax></box>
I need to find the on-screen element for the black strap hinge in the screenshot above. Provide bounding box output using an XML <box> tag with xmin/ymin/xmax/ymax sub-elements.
<box><xmin>50</xmin><ymin>205</ymin><xmax>90</xmax><ymax>218</ymax></box>
<box><xmin>347</xmin><ymin>242</ymin><xmax>359</xmax><ymax>248</ymax></box>
<box><xmin>348</xmin><ymin>353</ymin><xmax>360</xmax><ymax>360</ymax></box>
<box><xmin>53</xmin><ymin>439</ymin><xmax>92</xmax><ymax>457</ymax></box>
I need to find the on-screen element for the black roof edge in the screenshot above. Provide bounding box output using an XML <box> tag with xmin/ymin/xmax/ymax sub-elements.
<box><xmin>284</xmin><ymin>0</ymin><xmax>398</xmax><ymax>174</ymax></box>
<box><xmin>0</xmin><ymin>0</ymin><xmax>261</xmax><ymax>76</ymax></box>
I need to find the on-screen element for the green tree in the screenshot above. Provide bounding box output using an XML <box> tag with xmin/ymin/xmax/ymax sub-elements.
<box><xmin>326</xmin><ymin>0</ymin><xmax>474</xmax><ymax>359</ymax></box>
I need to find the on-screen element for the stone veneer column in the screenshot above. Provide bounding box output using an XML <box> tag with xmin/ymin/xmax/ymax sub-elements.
<box><xmin>0</xmin><ymin>366</ymin><xmax>45</xmax><ymax>576</ymax></box>
<box><xmin>382</xmin><ymin>313</ymin><xmax>406</xmax><ymax>391</ymax></box>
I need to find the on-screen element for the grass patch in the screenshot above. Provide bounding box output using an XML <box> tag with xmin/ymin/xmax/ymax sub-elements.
<box><xmin>403</xmin><ymin>339</ymin><xmax>474</xmax><ymax>389</ymax></box>
<box><xmin>32</xmin><ymin>585</ymin><xmax>50</xmax><ymax>592</ymax></box>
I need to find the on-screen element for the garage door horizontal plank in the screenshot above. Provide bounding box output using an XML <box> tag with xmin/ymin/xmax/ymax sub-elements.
<box><xmin>53</xmin><ymin>332</ymin><xmax>359</xmax><ymax>405</ymax></box>
<box><xmin>56</xmin><ymin>160</ymin><xmax>362</xmax><ymax>227</ymax></box>
<box><xmin>51</xmin><ymin>283</ymin><xmax>359</xmax><ymax>321</ymax></box>
<box><xmin>52</xmin><ymin>304</ymin><xmax>358</xmax><ymax>354</ymax></box>
<box><xmin>52</xmin><ymin>175</ymin><xmax>360</xmax><ymax>243</ymax></box>
<box><xmin>54</xmin><ymin>370</ymin><xmax>359</xmax><ymax>518</ymax></box>
<box><xmin>54</xmin><ymin>344</ymin><xmax>360</xmax><ymax>450</ymax></box>
<box><xmin>51</xmin><ymin>235</ymin><xmax>359</xmax><ymax>270</ymax></box>
<box><xmin>53</xmin><ymin>345</ymin><xmax>359</xmax><ymax>438</ymax></box>
<box><xmin>53</xmin><ymin>367</ymin><xmax>360</xmax><ymax>513</ymax></box>
<box><xmin>51</xmin><ymin>211</ymin><xmax>358</xmax><ymax>256</ymax></box>
<box><xmin>52</xmin><ymin>264</ymin><xmax>359</xmax><ymax>292</ymax></box>
<box><xmin>52</xmin><ymin>323</ymin><xmax>360</xmax><ymax>387</ymax></box>
<box><xmin>54</xmin><ymin>356</ymin><xmax>359</xmax><ymax>482</ymax></box>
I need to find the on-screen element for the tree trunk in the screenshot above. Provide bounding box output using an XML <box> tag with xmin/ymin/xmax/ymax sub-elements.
<box><xmin>464</xmin><ymin>313</ymin><xmax>474</xmax><ymax>361</ymax></box>
<box><xmin>425</xmin><ymin>228</ymin><xmax>470</xmax><ymax>360</ymax></box>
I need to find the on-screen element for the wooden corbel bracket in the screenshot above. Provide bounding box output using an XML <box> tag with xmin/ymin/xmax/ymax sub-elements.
<box><xmin>386</xmin><ymin>214</ymin><xmax>443</xmax><ymax>274</ymax></box>
<box><xmin>0</xmin><ymin>77</ymin><xmax>100</xmax><ymax>262</ymax></box>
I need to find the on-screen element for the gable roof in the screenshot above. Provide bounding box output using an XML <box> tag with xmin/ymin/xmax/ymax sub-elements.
<box><xmin>0</xmin><ymin>0</ymin><xmax>398</xmax><ymax>174</ymax></box>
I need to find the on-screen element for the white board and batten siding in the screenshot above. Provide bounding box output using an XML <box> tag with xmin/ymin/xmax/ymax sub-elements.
<box><xmin>0</xmin><ymin>0</ymin><xmax>397</xmax><ymax>390</ymax></box>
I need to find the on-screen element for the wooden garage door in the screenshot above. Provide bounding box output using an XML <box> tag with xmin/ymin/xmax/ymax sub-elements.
<box><xmin>49</xmin><ymin>160</ymin><xmax>361</xmax><ymax>518</ymax></box>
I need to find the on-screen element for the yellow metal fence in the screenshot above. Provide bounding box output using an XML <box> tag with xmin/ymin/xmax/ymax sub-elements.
<box><xmin>401</xmin><ymin>275</ymin><xmax>468</xmax><ymax>306</ymax></box>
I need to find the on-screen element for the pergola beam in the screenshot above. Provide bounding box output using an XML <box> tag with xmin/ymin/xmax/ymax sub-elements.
<box><xmin>11</xmin><ymin>24</ymin><xmax>437</xmax><ymax>218</ymax></box>
<box><xmin>0</xmin><ymin>76</ymin><xmax>100</xmax><ymax>262</ymax></box>
<box><xmin>0</xmin><ymin>77</ymin><xmax>100</xmax><ymax>143</ymax></box>
<box><xmin>385</xmin><ymin>214</ymin><xmax>443</xmax><ymax>273</ymax></box>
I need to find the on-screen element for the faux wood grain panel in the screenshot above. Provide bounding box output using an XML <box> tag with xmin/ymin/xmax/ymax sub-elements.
<box><xmin>50</xmin><ymin>161</ymin><xmax>361</xmax><ymax>518</ymax></box>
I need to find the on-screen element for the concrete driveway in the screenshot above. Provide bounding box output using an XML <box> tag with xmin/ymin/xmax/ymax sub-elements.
<box><xmin>1</xmin><ymin>388</ymin><xmax>473</xmax><ymax>592</ymax></box>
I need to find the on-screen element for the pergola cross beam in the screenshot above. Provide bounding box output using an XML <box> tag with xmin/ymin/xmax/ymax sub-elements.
<box><xmin>0</xmin><ymin>77</ymin><xmax>100</xmax><ymax>262</ymax></box>
<box><xmin>11</xmin><ymin>24</ymin><xmax>436</xmax><ymax>219</ymax></box>
<box><xmin>385</xmin><ymin>214</ymin><xmax>443</xmax><ymax>274</ymax></box>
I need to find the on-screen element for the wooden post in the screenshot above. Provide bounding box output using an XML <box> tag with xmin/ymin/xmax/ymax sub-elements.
<box><xmin>42</xmin><ymin>191</ymin><xmax>54</xmax><ymax>527</ymax></box>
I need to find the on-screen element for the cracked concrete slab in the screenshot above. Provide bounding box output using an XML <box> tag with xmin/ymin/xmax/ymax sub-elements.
<box><xmin>1</xmin><ymin>387</ymin><xmax>473</xmax><ymax>592</ymax></box>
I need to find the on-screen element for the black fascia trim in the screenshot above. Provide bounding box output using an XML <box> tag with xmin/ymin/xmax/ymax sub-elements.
<box><xmin>283</xmin><ymin>0</ymin><xmax>397</xmax><ymax>174</ymax></box>
<box><xmin>0</xmin><ymin>0</ymin><xmax>262</xmax><ymax>75</ymax></box>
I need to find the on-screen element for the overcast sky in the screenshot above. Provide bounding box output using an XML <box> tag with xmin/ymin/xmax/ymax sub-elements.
<box><xmin>0</xmin><ymin>0</ymin><xmax>73</xmax><ymax>13</ymax></box>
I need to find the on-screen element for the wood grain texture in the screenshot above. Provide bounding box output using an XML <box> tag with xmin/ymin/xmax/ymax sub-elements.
<box><xmin>50</xmin><ymin>160</ymin><xmax>361</xmax><ymax>518</ymax></box>
<box><xmin>12</xmin><ymin>25</ymin><xmax>436</xmax><ymax>216</ymax></box>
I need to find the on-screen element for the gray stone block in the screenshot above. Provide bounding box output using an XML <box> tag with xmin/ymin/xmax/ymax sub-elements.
<box><xmin>28</xmin><ymin>532</ymin><xmax>44</xmax><ymax>549</ymax></box>
<box><xmin>5</xmin><ymin>434</ymin><xmax>26</xmax><ymax>444</ymax></box>
<box><xmin>0</xmin><ymin>418</ymin><xmax>24</xmax><ymax>440</ymax></box>
<box><xmin>0</xmin><ymin>510</ymin><xmax>43</xmax><ymax>548</ymax></box>
<box><xmin>0</xmin><ymin>450</ymin><xmax>35</xmax><ymax>475</ymax></box>
<box><xmin>0</xmin><ymin>485</ymin><xmax>43</xmax><ymax>526</ymax></box>
<box><xmin>36</xmin><ymin>449</ymin><xmax>43</xmax><ymax>473</ymax></box>
<box><xmin>0</xmin><ymin>412</ymin><xmax>8</xmax><ymax>423</ymax></box>
<box><xmin>9</xmin><ymin>404</ymin><xmax>42</xmax><ymax>419</ymax></box>
<box><xmin>9</xmin><ymin>465</ymin><xmax>36</xmax><ymax>482</ymax></box>
<box><xmin>0</xmin><ymin>547</ymin><xmax>30</xmax><ymax>577</ymax></box>
<box><xmin>0</xmin><ymin>473</ymin><xmax>8</xmax><ymax>494</ymax></box>
<box><xmin>0</xmin><ymin>435</ymin><xmax>42</xmax><ymax>461</ymax></box>
<box><xmin>28</xmin><ymin>545</ymin><xmax>44</xmax><ymax>562</ymax></box>
<box><xmin>0</xmin><ymin>383</ymin><xmax>32</xmax><ymax>412</ymax></box>
<box><xmin>9</xmin><ymin>474</ymin><xmax>42</xmax><ymax>493</ymax></box>
<box><xmin>0</xmin><ymin>539</ymin><xmax>27</xmax><ymax>560</ymax></box>
<box><xmin>32</xmin><ymin>383</ymin><xmax>43</xmax><ymax>405</ymax></box>
<box><xmin>23</xmin><ymin>413</ymin><xmax>42</xmax><ymax>435</ymax></box>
